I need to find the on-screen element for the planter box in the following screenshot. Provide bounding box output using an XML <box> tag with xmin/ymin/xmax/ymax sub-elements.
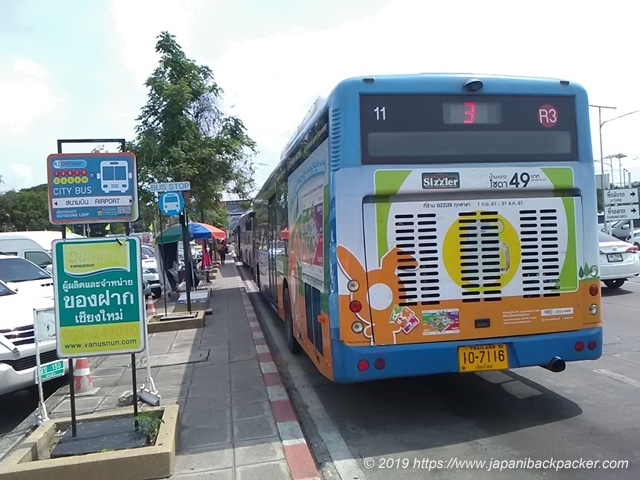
<box><xmin>147</xmin><ymin>310</ymin><xmax>205</xmax><ymax>333</ymax></box>
<box><xmin>0</xmin><ymin>405</ymin><xmax>178</xmax><ymax>480</ymax></box>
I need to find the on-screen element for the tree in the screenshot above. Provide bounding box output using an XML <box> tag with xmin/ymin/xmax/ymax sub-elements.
<box><xmin>130</xmin><ymin>32</ymin><xmax>257</xmax><ymax>227</ymax></box>
<box><xmin>0</xmin><ymin>184</ymin><xmax>51</xmax><ymax>231</ymax></box>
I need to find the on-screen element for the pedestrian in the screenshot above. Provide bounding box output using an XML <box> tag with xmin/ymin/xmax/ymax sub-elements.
<box><xmin>219</xmin><ymin>240</ymin><xmax>227</xmax><ymax>264</ymax></box>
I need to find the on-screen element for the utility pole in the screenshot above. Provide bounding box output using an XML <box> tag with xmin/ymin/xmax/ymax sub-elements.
<box><xmin>589</xmin><ymin>105</ymin><xmax>640</xmax><ymax>234</ymax></box>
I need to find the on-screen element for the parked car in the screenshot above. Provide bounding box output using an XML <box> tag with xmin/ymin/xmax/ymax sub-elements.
<box><xmin>598</xmin><ymin>231</ymin><xmax>640</xmax><ymax>288</ymax></box>
<box><xmin>0</xmin><ymin>279</ymin><xmax>67</xmax><ymax>396</ymax></box>
<box><xmin>142</xmin><ymin>266</ymin><xmax>161</xmax><ymax>299</ymax></box>
<box><xmin>140</xmin><ymin>247</ymin><xmax>161</xmax><ymax>299</ymax></box>
<box><xmin>607</xmin><ymin>218</ymin><xmax>640</xmax><ymax>240</ymax></box>
<box><xmin>0</xmin><ymin>254</ymin><xmax>54</xmax><ymax>299</ymax></box>
<box><xmin>625</xmin><ymin>229</ymin><xmax>640</xmax><ymax>247</ymax></box>
<box><xmin>0</xmin><ymin>231</ymin><xmax>84</xmax><ymax>273</ymax></box>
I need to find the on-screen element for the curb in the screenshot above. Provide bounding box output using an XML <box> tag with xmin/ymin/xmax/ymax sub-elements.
<box><xmin>236</xmin><ymin>273</ymin><xmax>321</xmax><ymax>480</ymax></box>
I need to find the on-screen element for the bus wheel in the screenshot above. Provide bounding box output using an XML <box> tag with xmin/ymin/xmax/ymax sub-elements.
<box><xmin>283</xmin><ymin>287</ymin><xmax>302</xmax><ymax>355</ymax></box>
<box><xmin>604</xmin><ymin>279</ymin><xmax>625</xmax><ymax>289</ymax></box>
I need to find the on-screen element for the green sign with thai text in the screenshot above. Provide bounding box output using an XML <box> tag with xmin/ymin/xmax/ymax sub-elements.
<box><xmin>52</xmin><ymin>236</ymin><xmax>146</xmax><ymax>358</ymax></box>
<box><xmin>38</xmin><ymin>360</ymin><xmax>65</xmax><ymax>382</ymax></box>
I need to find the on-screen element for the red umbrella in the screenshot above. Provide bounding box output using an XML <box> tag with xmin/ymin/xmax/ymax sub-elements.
<box><xmin>200</xmin><ymin>242</ymin><xmax>212</xmax><ymax>269</ymax></box>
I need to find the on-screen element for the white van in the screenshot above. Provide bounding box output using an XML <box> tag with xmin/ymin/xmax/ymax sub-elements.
<box><xmin>0</xmin><ymin>231</ymin><xmax>83</xmax><ymax>271</ymax></box>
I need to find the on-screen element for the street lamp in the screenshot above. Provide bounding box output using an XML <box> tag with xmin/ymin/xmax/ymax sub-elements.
<box><xmin>594</xmin><ymin>159</ymin><xmax>615</xmax><ymax>187</ymax></box>
<box><xmin>589</xmin><ymin>105</ymin><xmax>640</xmax><ymax>233</ymax></box>
<box><xmin>604</xmin><ymin>153</ymin><xmax>627</xmax><ymax>186</ymax></box>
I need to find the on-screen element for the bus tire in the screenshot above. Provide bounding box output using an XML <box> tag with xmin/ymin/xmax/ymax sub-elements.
<box><xmin>283</xmin><ymin>286</ymin><xmax>302</xmax><ymax>355</ymax></box>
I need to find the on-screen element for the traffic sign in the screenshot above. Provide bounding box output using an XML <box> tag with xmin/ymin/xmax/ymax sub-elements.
<box><xmin>604</xmin><ymin>188</ymin><xmax>638</xmax><ymax>205</ymax></box>
<box><xmin>47</xmin><ymin>152</ymin><xmax>139</xmax><ymax>225</ymax></box>
<box><xmin>159</xmin><ymin>191</ymin><xmax>185</xmax><ymax>216</ymax></box>
<box><xmin>37</xmin><ymin>360</ymin><xmax>65</xmax><ymax>382</ymax></box>
<box><xmin>51</xmin><ymin>236</ymin><xmax>146</xmax><ymax>358</ymax></box>
<box><xmin>605</xmin><ymin>204</ymin><xmax>640</xmax><ymax>221</ymax></box>
<box><xmin>34</xmin><ymin>307</ymin><xmax>56</xmax><ymax>341</ymax></box>
<box><xmin>148</xmin><ymin>181</ymin><xmax>191</xmax><ymax>193</ymax></box>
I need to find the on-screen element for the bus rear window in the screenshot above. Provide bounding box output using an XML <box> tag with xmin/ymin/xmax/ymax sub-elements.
<box><xmin>359</xmin><ymin>94</ymin><xmax>578</xmax><ymax>164</ymax></box>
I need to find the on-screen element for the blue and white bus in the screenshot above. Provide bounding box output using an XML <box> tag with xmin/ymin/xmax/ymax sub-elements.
<box><xmin>249</xmin><ymin>73</ymin><xmax>603</xmax><ymax>383</ymax></box>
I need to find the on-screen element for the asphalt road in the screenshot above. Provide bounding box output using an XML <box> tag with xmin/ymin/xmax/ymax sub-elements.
<box><xmin>241</xmin><ymin>264</ymin><xmax>640</xmax><ymax>480</ymax></box>
<box><xmin>0</xmin><ymin>375</ymin><xmax>68</xmax><ymax>436</ymax></box>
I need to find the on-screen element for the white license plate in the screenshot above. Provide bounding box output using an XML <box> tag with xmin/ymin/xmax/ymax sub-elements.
<box><xmin>607</xmin><ymin>253</ymin><xmax>623</xmax><ymax>262</ymax></box>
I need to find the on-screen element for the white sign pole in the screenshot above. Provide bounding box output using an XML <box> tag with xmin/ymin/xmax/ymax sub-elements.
<box><xmin>32</xmin><ymin>309</ymin><xmax>49</xmax><ymax>425</ymax></box>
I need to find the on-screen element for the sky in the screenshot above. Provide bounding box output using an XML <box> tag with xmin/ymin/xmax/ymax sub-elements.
<box><xmin>1</xmin><ymin>0</ymin><xmax>640</xmax><ymax>194</ymax></box>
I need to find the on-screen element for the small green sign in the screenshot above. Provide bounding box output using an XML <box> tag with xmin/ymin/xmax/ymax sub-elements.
<box><xmin>52</xmin><ymin>236</ymin><xmax>146</xmax><ymax>358</ymax></box>
<box><xmin>37</xmin><ymin>360</ymin><xmax>65</xmax><ymax>382</ymax></box>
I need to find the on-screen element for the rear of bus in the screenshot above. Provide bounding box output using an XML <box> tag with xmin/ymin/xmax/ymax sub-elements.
<box><xmin>329</xmin><ymin>74</ymin><xmax>603</xmax><ymax>382</ymax></box>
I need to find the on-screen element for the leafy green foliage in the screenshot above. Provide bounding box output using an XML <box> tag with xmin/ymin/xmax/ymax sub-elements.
<box><xmin>0</xmin><ymin>184</ymin><xmax>50</xmax><ymax>231</ymax></box>
<box><xmin>134</xmin><ymin>413</ymin><xmax>164</xmax><ymax>444</ymax></box>
<box><xmin>130</xmin><ymin>32</ymin><xmax>257</xmax><ymax>225</ymax></box>
<box><xmin>0</xmin><ymin>184</ymin><xmax>135</xmax><ymax>235</ymax></box>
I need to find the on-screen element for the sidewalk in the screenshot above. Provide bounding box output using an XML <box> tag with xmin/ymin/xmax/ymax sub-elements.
<box><xmin>1</xmin><ymin>261</ymin><xmax>320</xmax><ymax>480</ymax></box>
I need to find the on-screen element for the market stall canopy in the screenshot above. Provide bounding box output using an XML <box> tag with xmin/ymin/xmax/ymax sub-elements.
<box><xmin>156</xmin><ymin>222</ymin><xmax>227</xmax><ymax>245</ymax></box>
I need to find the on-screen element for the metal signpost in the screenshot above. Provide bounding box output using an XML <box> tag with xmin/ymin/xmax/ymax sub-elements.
<box><xmin>604</xmin><ymin>188</ymin><xmax>640</xmax><ymax>222</ymax></box>
<box><xmin>149</xmin><ymin>182</ymin><xmax>193</xmax><ymax>313</ymax></box>
<box><xmin>51</xmin><ymin>236</ymin><xmax>146</xmax><ymax>435</ymax></box>
<box><xmin>33</xmin><ymin>307</ymin><xmax>61</xmax><ymax>425</ymax></box>
<box><xmin>47</xmin><ymin>152</ymin><xmax>139</xmax><ymax>225</ymax></box>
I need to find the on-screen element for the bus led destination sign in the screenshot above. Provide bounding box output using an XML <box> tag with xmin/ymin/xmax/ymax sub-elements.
<box><xmin>359</xmin><ymin>94</ymin><xmax>578</xmax><ymax>165</ymax></box>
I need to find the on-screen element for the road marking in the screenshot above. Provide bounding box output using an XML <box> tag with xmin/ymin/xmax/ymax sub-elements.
<box><xmin>593</xmin><ymin>368</ymin><xmax>640</xmax><ymax>389</ymax></box>
<box><xmin>476</xmin><ymin>371</ymin><xmax>542</xmax><ymax>399</ymax></box>
<box><xmin>500</xmin><ymin>380</ymin><xmax>543</xmax><ymax>399</ymax></box>
<box><xmin>243</xmin><ymin>277</ymin><xmax>368</xmax><ymax>480</ymax></box>
<box><xmin>475</xmin><ymin>371</ymin><xmax>512</xmax><ymax>384</ymax></box>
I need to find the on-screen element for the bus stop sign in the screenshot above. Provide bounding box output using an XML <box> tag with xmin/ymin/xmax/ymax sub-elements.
<box><xmin>46</xmin><ymin>152</ymin><xmax>139</xmax><ymax>224</ymax></box>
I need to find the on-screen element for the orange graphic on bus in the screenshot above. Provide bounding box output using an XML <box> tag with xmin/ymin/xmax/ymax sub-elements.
<box><xmin>337</xmin><ymin>245</ymin><xmax>418</xmax><ymax>345</ymax></box>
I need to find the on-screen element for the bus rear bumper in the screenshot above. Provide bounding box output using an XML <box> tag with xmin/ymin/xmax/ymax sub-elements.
<box><xmin>331</xmin><ymin>327</ymin><xmax>603</xmax><ymax>383</ymax></box>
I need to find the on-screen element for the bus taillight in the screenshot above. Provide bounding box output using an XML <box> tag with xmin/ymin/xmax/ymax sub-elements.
<box><xmin>588</xmin><ymin>341</ymin><xmax>598</xmax><ymax>350</ymax></box>
<box><xmin>575</xmin><ymin>341</ymin><xmax>584</xmax><ymax>352</ymax></box>
<box><xmin>347</xmin><ymin>280</ymin><xmax>360</xmax><ymax>292</ymax></box>
<box><xmin>349</xmin><ymin>300</ymin><xmax>362</xmax><ymax>313</ymax></box>
<box><xmin>589</xmin><ymin>284</ymin><xmax>599</xmax><ymax>296</ymax></box>
<box><xmin>374</xmin><ymin>358</ymin><xmax>386</xmax><ymax>370</ymax></box>
<box><xmin>351</xmin><ymin>322</ymin><xmax>364</xmax><ymax>333</ymax></box>
<box><xmin>358</xmin><ymin>360</ymin><xmax>369</xmax><ymax>371</ymax></box>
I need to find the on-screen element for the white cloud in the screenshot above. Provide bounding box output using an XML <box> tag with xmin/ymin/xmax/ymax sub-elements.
<box><xmin>210</xmin><ymin>0</ymin><xmax>640</xmax><ymax>185</ymax></box>
<box><xmin>110</xmin><ymin>0</ymin><xmax>207</xmax><ymax>87</ymax></box>
<box><xmin>0</xmin><ymin>58</ymin><xmax>61</xmax><ymax>134</ymax></box>
<box><xmin>10</xmin><ymin>163</ymin><xmax>33</xmax><ymax>182</ymax></box>
<box><xmin>0</xmin><ymin>163</ymin><xmax>35</xmax><ymax>192</ymax></box>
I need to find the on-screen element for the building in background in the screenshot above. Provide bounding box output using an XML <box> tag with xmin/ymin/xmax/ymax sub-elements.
<box><xmin>596</xmin><ymin>173</ymin><xmax>611</xmax><ymax>190</ymax></box>
<box><xmin>223</xmin><ymin>200</ymin><xmax>251</xmax><ymax>232</ymax></box>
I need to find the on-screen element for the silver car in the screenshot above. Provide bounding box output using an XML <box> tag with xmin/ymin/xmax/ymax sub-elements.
<box><xmin>0</xmin><ymin>280</ymin><xmax>68</xmax><ymax>396</ymax></box>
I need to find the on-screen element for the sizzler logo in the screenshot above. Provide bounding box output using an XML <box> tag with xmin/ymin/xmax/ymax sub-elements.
<box><xmin>422</xmin><ymin>172</ymin><xmax>460</xmax><ymax>189</ymax></box>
